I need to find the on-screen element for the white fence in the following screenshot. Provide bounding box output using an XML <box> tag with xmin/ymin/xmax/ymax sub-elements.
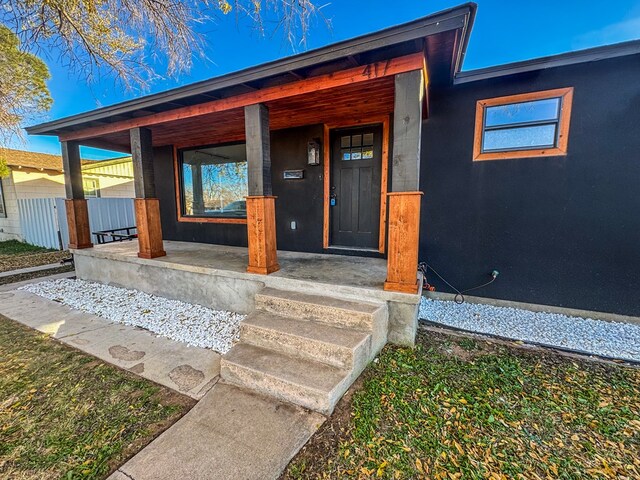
<box><xmin>17</xmin><ymin>198</ymin><xmax>60</xmax><ymax>249</ymax></box>
<box><xmin>18</xmin><ymin>197</ymin><xmax>136</xmax><ymax>250</ymax></box>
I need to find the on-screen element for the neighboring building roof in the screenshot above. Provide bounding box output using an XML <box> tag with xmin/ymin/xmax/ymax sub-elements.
<box><xmin>454</xmin><ymin>39</ymin><xmax>640</xmax><ymax>84</ymax></box>
<box><xmin>80</xmin><ymin>156</ymin><xmax>132</xmax><ymax>171</ymax></box>
<box><xmin>0</xmin><ymin>148</ymin><xmax>65</xmax><ymax>171</ymax></box>
<box><xmin>0</xmin><ymin>148</ymin><xmax>128</xmax><ymax>173</ymax></box>
<box><xmin>26</xmin><ymin>3</ymin><xmax>477</xmax><ymax>137</ymax></box>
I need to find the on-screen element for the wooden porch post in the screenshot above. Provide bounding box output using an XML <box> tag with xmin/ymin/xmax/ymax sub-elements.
<box><xmin>191</xmin><ymin>163</ymin><xmax>205</xmax><ymax>215</ymax></box>
<box><xmin>245</xmin><ymin>103</ymin><xmax>279</xmax><ymax>274</ymax></box>
<box><xmin>62</xmin><ymin>140</ymin><xmax>92</xmax><ymax>249</ymax></box>
<box><xmin>384</xmin><ymin>69</ymin><xmax>424</xmax><ymax>294</ymax></box>
<box><xmin>130</xmin><ymin>127</ymin><xmax>166</xmax><ymax>259</ymax></box>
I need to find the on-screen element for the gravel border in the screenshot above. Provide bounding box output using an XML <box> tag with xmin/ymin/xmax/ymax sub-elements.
<box><xmin>419</xmin><ymin>297</ymin><xmax>640</xmax><ymax>362</ymax></box>
<box><xmin>20</xmin><ymin>279</ymin><xmax>244</xmax><ymax>353</ymax></box>
<box><xmin>0</xmin><ymin>251</ymin><xmax>71</xmax><ymax>273</ymax></box>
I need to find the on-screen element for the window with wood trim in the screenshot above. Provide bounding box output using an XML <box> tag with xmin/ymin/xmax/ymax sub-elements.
<box><xmin>473</xmin><ymin>87</ymin><xmax>573</xmax><ymax>161</ymax></box>
<box><xmin>178</xmin><ymin>143</ymin><xmax>248</xmax><ymax>220</ymax></box>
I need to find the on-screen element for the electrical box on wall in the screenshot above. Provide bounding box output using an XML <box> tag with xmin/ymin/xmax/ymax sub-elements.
<box><xmin>307</xmin><ymin>139</ymin><xmax>320</xmax><ymax>165</ymax></box>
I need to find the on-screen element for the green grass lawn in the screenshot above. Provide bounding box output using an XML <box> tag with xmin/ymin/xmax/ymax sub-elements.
<box><xmin>0</xmin><ymin>240</ymin><xmax>70</xmax><ymax>274</ymax></box>
<box><xmin>284</xmin><ymin>330</ymin><xmax>640</xmax><ymax>479</ymax></box>
<box><xmin>0</xmin><ymin>316</ymin><xmax>194</xmax><ymax>479</ymax></box>
<box><xmin>0</xmin><ymin>240</ymin><xmax>53</xmax><ymax>256</ymax></box>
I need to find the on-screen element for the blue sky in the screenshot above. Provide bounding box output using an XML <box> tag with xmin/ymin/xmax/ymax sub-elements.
<box><xmin>18</xmin><ymin>0</ymin><xmax>640</xmax><ymax>159</ymax></box>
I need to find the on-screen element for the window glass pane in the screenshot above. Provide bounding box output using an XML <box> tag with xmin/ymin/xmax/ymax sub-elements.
<box><xmin>181</xmin><ymin>143</ymin><xmax>248</xmax><ymax>217</ymax></box>
<box><xmin>351</xmin><ymin>148</ymin><xmax>362</xmax><ymax>160</ymax></box>
<box><xmin>341</xmin><ymin>136</ymin><xmax>351</xmax><ymax>148</ymax></box>
<box><xmin>83</xmin><ymin>179</ymin><xmax>100</xmax><ymax>198</ymax></box>
<box><xmin>362</xmin><ymin>148</ymin><xmax>374</xmax><ymax>159</ymax></box>
<box><xmin>483</xmin><ymin>124</ymin><xmax>557</xmax><ymax>152</ymax></box>
<box><xmin>351</xmin><ymin>134</ymin><xmax>362</xmax><ymax>147</ymax></box>
<box><xmin>342</xmin><ymin>150</ymin><xmax>351</xmax><ymax>161</ymax></box>
<box><xmin>363</xmin><ymin>133</ymin><xmax>374</xmax><ymax>146</ymax></box>
<box><xmin>485</xmin><ymin>98</ymin><xmax>560</xmax><ymax>127</ymax></box>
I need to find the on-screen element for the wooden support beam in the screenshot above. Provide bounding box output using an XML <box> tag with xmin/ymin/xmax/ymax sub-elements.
<box><xmin>384</xmin><ymin>192</ymin><xmax>422</xmax><ymax>294</ymax></box>
<box><xmin>61</xmin><ymin>140</ymin><xmax>84</xmax><ymax>199</ymax></box>
<box><xmin>78</xmin><ymin>138</ymin><xmax>131</xmax><ymax>154</ymax></box>
<box><xmin>130</xmin><ymin>127</ymin><xmax>156</xmax><ymax>198</ymax></box>
<box><xmin>384</xmin><ymin>69</ymin><xmax>425</xmax><ymax>293</ymax></box>
<box><xmin>246</xmin><ymin>196</ymin><xmax>279</xmax><ymax>274</ymax></box>
<box><xmin>135</xmin><ymin>199</ymin><xmax>166</xmax><ymax>259</ymax></box>
<box><xmin>245</xmin><ymin>104</ymin><xmax>272</xmax><ymax>196</ymax></box>
<box><xmin>391</xmin><ymin>70</ymin><xmax>424</xmax><ymax>192</ymax></box>
<box><xmin>65</xmin><ymin>199</ymin><xmax>93</xmax><ymax>249</ymax></box>
<box><xmin>60</xmin><ymin>53</ymin><xmax>425</xmax><ymax>142</ymax></box>
<box><xmin>129</xmin><ymin>127</ymin><xmax>165</xmax><ymax>258</ymax></box>
<box><xmin>244</xmin><ymin>103</ymin><xmax>278</xmax><ymax>274</ymax></box>
<box><xmin>61</xmin><ymin>141</ymin><xmax>92</xmax><ymax>249</ymax></box>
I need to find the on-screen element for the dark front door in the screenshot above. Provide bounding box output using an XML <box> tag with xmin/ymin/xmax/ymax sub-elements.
<box><xmin>330</xmin><ymin>125</ymin><xmax>382</xmax><ymax>249</ymax></box>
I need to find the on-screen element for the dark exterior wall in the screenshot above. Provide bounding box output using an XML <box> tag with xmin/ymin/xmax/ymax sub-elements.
<box><xmin>153</xmin><ymin>124</ymin><xmax>325</xmax><ymax>252</ymax></box>
<box><xmin>421</xmin><ymin>54</ymin><xmax>640</xmax><ymax>316</ymax></box>
<box><xmin>271</xmin><ymin>124</ymin><xmax>325</xmax><ymax>253</ymax></box>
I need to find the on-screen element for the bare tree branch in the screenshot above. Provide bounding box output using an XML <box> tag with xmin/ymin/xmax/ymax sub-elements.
<box><xmin>0</xmin><ymin>0</ymin><xmax>327</xmax><ymax>145</ymax></box>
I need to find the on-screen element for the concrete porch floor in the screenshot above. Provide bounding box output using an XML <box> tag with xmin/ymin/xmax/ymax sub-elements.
<box><xmin>79</xmin><ymin>240</ymin><xmax>390</xmax><ymax>291</ymax></box>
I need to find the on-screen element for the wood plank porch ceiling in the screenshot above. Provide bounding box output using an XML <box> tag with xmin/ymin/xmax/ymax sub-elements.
<box><xmin>66</xmin><ymin>51</ymin><xmax>427</xmax><ymax>152</ymax></box>
<box><xmin>91</xmin><ymin>76</ymin><xmax>395</xmax><ymax>150</ymax></box>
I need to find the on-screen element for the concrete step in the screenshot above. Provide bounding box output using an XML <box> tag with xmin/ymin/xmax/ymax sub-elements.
<box><xmin>240</xmin><ymin>310</ymin><xmax>371</xmax><ymax>369</ymax></box>
<box><xmin>221</xmin><ymin>343</ymin><xmax>351</xmax><ymax>414</ymax></box>
<box><xmin>255</xmin><ymin>287</ymin><xmax>387</xmax><ymax>331</ymax></box>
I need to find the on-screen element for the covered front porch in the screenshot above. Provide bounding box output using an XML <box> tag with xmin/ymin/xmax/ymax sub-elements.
<box><xmin>72</xmin><ymin>240</ymin><xmax>421</xmax><ymax>345</ymax></box>
<box><xmin>58</xmin><ymin>51</ymin><xmax>427</xmax><ymax>295</ymax></box>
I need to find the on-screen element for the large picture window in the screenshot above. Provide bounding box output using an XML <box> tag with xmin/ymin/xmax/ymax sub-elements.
<box><xmin>473</xmin><ymin>87</ymin><xmax>573</xmax><ymax>161</ymax></box>
<box><xmin>179</xmin><ymin>143</ymin><xmax>248</xmax><ymax>220</ymax></box>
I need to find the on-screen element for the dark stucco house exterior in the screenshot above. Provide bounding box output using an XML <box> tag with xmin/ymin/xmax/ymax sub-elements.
<box><xmin>27</xmin><ymin>2</ymin><xmax>640</xmax><ymax>324</ymax></box>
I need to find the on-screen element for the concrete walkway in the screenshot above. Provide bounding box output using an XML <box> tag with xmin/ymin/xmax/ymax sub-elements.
<box><xmin>108</xmin><ymin>383</ymin><xmax>324</xmax><ymax>480</ymax></box>
<box><xmin>0</xmin><ymin>262</ymin><xmax>64</xmax><ymax>278</ymax></box>
<box><xmin>0</xmin><ymin>287</ymin><xmax>220</xmax><ymax>399</ymax></box>
<box><xmin>0</xmin><ymin>270</ymin><xmax>76</xmax><ymax>291</ymax></box>
<box><xmin>2</xmin><ymin>275</ymin><xmax>326</xmax><ymax>479</ymax></box>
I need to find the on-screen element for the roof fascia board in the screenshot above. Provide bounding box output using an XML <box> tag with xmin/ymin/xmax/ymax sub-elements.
<box><xmin>26</xmin><ymin>4</ymin><xmax>474</xmax><ymax>135</ymax></box>
<box><xmin>454</xmin><ymin>39</ymin><xmax>640</xmax><ymax>84</ymax></box>
<box><xmin>451</xmin><ymin>3</ymin><xmax>477</xmax><ymax>75</ymax></box>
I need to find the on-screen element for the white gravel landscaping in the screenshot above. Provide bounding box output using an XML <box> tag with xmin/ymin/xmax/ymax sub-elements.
<box><xmin>20</xmin><ymin>279</ymin><xmax>244</xmax><ymax>353</ymax></box>
<box><xmin>420</xmin><ymin>297</ymin><xmax>640</xmax><ymax>362</ymax></box>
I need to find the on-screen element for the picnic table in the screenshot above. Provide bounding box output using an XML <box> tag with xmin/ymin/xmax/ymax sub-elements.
<box><xmin>93</xmin><ymin>227</ymin><xmax>138</xmax><ymax>245</ymax></box>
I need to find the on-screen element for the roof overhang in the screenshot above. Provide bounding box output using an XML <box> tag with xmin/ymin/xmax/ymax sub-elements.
<box><xmin>26</xmin><ymin>3</ymin><xmax>476</xmax><ymax>140</ymax></box>
<box><xmin>454</xmin><ymin>39</ymin><xmax>640</xmax><ymax>84</ymax></box>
